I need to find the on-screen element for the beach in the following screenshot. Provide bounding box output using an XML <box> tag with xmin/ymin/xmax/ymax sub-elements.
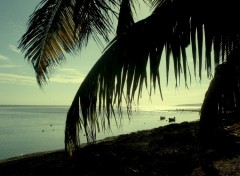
<box><xmin>1</xmin><ymin>120</ymin><xmax>240</xmax><ymax>176</ymax></box>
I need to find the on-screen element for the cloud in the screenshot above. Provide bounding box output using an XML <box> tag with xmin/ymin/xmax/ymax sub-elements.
<box><xmin>50</xmin><ymin>68</ymin><xmax>86</xmax><ymax>84</ymax></box>
<box><xmin>0</xmin><ymin>65</ymin><xmax>20</xmax><ymax>68</ymax></box>
<box><xmin>9</xmin><ymin>44</ymin><xmax>21</xmax><ymax>54</ymax></box>
<box><xmin>0</xmin><ymin>68</ymin><xmax>86</xmax><ymax>85</ymax></box>
<box><xmin>0</xmin><ymin>73</ymin><xmax>35</xmax><ymax>85</ymax></box>
<box><xmin>60</xmin><ymin>68</ymin><xmax>84</xmax><ymax>75</ymax></box>
<box><xmin>0</xmin><ymin>55</ymin><xmax>9</xmax><ymax>61</ymax></box>
<box><xmin>51</xmin><ymin>75</ymin><xmax>85</xmax><ymax>84</ymax></box>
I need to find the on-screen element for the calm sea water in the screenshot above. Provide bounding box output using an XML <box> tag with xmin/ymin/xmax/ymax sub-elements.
<box><xmin>0</xmin><ymin>105</ymin><xmax>200</xmax><ymax>161</ymax></box>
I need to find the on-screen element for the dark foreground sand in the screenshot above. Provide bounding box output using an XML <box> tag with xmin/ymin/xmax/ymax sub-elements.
<box><xmin>1</xmin><ymin>120</ymin><xmax>240</xmax><ymax>176</ymax></box>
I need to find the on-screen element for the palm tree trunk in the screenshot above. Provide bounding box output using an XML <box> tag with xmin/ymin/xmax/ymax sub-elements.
<box><xmin>199</xmin><ymin>58</ymin><xmax>240</xmax><ymax>144</ymax></box>
<box><xmin>199</xmin><ymin>66</ymin><xmax>222</xmax><ymax>144</ymax></box>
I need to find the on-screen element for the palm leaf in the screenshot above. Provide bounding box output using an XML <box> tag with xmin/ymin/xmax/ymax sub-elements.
<box><xmin>18</xmin><ymin>0</ymin><xmax>120</xmax><ymax>86</ymax></box>
<box><xmin>18</xmin><ymin>0</ymin><xmax>76</xmax><ymax>85</ymax></box>
<box><xmin>116</xmin><ymin>0</ymin><xmax>135</xmax><ymax>35</ymax></box>
<box><xmin>65</xmin><ymin>0</ymin><xmax>240</xmax><ymax>154</ymax></box>
<box><xmin>64</xmin><ymin>12</ymin><xmax>193</xmax><ymax>152</ymax></box>
<box><xmin>17</xmin><ymin>0</ymin><xmax>240</xmax><ymax>155</ymax></box>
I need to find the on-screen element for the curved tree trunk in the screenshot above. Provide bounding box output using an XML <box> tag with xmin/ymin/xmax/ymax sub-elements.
<box><xmin>199</xmin><ymin>57</ymin><xmax>240</xmax><ymax>174</ymax></box>
<box><xmin>199</xmin><ymin>65</ymin><xmax>223</xmax><ymax>143</ymax></box>
<box><xmin>199</xmin><ymin>52</ymin><xmax>240</xmax><ymax>145</ymax></box>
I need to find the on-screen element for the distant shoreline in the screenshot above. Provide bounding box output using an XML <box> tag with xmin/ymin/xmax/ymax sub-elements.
<box><xmin>168</xmin><ymin>108</ymin><xmax>200</xmax><ymax>112</ymax></box>
<box><xmin>174</xmin><ymin>103</ymin><xmax>202</xmax><ymax>107</ymax></box>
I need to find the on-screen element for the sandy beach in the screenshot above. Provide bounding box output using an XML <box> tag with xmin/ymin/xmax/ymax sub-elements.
<box><xmin>1</xmin><ymin>120</ymin><xmax>240</xmax><ymax>176</ymax></box>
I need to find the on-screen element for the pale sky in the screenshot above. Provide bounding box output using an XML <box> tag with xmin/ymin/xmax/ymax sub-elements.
<box><xmin>0</xmin><ymin>0</ymin><xmax>212</xmax><ymax>107</ymax></box>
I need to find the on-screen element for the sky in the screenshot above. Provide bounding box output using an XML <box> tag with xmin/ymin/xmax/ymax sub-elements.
<box><xmin>0</xmin><ymin>0</ymin><xmax>213</xmax><ymax>107</ymax></box>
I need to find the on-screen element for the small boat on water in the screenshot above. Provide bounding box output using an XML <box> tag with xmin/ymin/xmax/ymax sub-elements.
<box><xmin>168</xmin><ymin>117</ymin><xmax>176</xmax><ymax>123</ymax></box>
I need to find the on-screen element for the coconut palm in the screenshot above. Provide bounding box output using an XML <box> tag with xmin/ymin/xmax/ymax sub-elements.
<box><xmin>19</xmin><ymin>0</ymin><xmax>240</xmax><ymax>156</ymax></box>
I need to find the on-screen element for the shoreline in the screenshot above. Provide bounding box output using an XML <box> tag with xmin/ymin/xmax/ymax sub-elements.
<box><xmin>0</xmin><ymin>135</ymin><xmax>119</xmax><ymax>164</ymax></box>
<box><xmin>0</xmin><ymin>108</ymin><xmax>200</xmax><ymax>161</ymax></box>
<box><xmin>0</xmin><ymin>119</ymin><xmax>200</xmax><ymax>162</ymax></box>
<box><xmin>1</xmin><ymin>120</ymin><xmax>240</xmax><ymax>175</ymax></box>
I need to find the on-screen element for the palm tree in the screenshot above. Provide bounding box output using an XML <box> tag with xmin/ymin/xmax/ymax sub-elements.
<box><xmin>18</xmin><ymin>0</ymin><xmax>240</xmax><ymax>156</ymax></box>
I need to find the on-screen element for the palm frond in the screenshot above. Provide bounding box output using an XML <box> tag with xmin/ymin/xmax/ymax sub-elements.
<box><xmin>65</xmin><ymin>13</ymin><xmax>191</xmax><ymax>153</ymax></box>
<box><xmin>18</xmin><ymin>0</ymin><xmax>77</xmax><ymax>86</ymax></box>
<box><xmin>116</xmin><ymin>0</ymin><xmax>135</xmax><ymax>35</ymax></box>
<box><xmin>65</xmin><ymin>33</ymin><xmax>151</xmax><ymax>152</ymax></box>
<box><xmin>152</xmin><ymin>0</ymin><xmax>240</xmax><ymax>79</ymax></box>
<box><xmin>73</xmin><ymin>0</ymin><xmax>119</xmax><ymax>47</ymax></box>
<box><xmin>65</xmin><ymin>0</ymin><xmax>240</xmax><ymax>155</ymax></box>
<box><xmin>18</xmin><ymin>0</ymin><xmax>120</xmax><ymax>86</ymax></box>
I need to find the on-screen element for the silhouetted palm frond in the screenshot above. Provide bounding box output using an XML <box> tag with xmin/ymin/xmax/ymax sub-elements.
<box><xmin>65</xmin><ymin>31</ymin><xmax>153</xmax><ymax>152</ymax></box>
<box><xmin>65</xmin><ymin>0</ymin><xmax>240</xmax><ymax>154</ymax></box>
<box><xmin>18</xmin><ymin>0</ymin><xmax>120</xmax><ymax>86</ymax></box>
<box><xmin>18</xmin><ymin>0</ymin><xmax>240</xmax><ymax>155</ymax></box>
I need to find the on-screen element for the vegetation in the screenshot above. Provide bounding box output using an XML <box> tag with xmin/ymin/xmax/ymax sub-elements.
<box><xmin>18</xmin><ymin>0</ymin><xmax>240</xmax><ymax>156</ymax></box>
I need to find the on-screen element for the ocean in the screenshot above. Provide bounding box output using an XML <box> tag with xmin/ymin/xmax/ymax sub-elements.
<box><xmin>0</xmin><ymin>105</ymin><xmax>201</xmax><ymax>161</ymax></box>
